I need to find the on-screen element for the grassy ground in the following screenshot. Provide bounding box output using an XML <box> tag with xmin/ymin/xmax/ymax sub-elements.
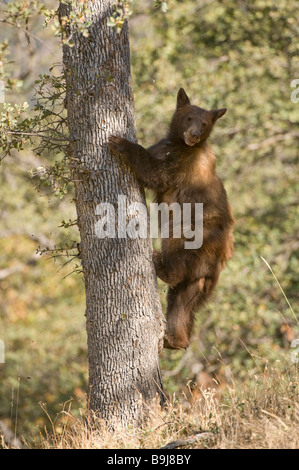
<box><xmin>0</xmin><ymin>232</ymin><xmax>298</xmax><ymax>449</ymax></box>
<box><xmin>17</xmin><ymin>362</ymin><xmax>297</xmax><ymax>449</ymax></box>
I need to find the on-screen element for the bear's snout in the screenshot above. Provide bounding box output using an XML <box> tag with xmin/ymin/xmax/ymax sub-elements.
<box><xmin>184</xmin><ymin>130</ymin><xmax>201</xmax><ymax>146</ymax></box>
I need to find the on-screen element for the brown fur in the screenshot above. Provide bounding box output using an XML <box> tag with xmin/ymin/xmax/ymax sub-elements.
<box><xmin>109</xmin><ymin>88</ymin><xmax>235</xmax><ymax>350</ymax></box>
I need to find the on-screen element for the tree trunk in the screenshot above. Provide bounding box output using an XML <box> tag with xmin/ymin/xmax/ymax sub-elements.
<box><xmin>60</xmin><ymin>1</ymin><xmax>165</xmax><ymax>425</ymax></box>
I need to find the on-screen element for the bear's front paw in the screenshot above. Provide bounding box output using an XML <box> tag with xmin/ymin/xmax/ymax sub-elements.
<box><xmin>108</xmin><ymin>135</ymin><xmax>129</xmax><ymax>154</ymax></box>
<box><xmin>152</xmin><ymin>249</ymin><xmax>162</xmax><ymax>265</ymax></box>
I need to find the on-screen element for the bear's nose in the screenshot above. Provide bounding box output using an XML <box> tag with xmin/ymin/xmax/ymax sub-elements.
<box><xmin>191</xmin><ymin>131</ymin><xmax>200</xmax><ymax>139</ymax></box>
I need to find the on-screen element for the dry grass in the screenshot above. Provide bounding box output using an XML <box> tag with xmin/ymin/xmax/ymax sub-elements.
<box><xmin>29</xmin><ymin>362</ymin><xmax>298</xmax><ymax>449</ymax></box>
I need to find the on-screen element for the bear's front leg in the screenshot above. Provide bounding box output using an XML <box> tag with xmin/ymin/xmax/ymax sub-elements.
<box><xmin>108</xmin><ymin>136</ymin><xmax>169</xmax><ymax>191</ymax></box>
<box><xmin>153</xmin><ymin>250</ymin><xmax>185</xmax><ymax>288</ymax></box>
<box><xmin>153</xmin><ymin>250</ymin><xmax>170</xmax><ymax>284</ymax></box>
<box><xmin>108</xmin><ymin>135</ymin><xmax>133</xmax><ymax>155</ymax></box>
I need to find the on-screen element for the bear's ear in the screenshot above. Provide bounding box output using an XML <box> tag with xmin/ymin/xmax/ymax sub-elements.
<box><xmin>211</xmin><ymin>108</ymin><xmax>227</xmax><ymax>122</ymax></box>
<box><xmin>177</xmin><ymin>88</ymin><xmax>191</xmax><ymax>108</ymax></box>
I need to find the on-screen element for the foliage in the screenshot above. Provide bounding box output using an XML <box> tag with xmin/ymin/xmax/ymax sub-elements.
<box><xmin>107</xmin><ymin>1</ymin><xmax>134</xmax><ymax>32</ymax></box>
<box><xmin>154</xmin><ymin>0</ymin><xmax>168</xmax><ymax>13</ymax></box>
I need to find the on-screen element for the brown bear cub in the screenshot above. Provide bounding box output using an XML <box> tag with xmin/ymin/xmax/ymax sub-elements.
<box><xmin>109</xmin><ymin>88</ymin><xmax>234</xmax><ymax>350</ymax></box>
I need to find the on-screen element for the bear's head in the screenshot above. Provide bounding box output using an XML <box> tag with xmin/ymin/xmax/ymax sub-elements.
<box><xmin>168</xmin><ymin>88</ymin><xmax>227</xmax><ymax>147</ymax></box>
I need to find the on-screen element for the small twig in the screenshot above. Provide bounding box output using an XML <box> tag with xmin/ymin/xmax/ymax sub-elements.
<box><xmin>5</xmin><ymin>131</ymin><xmax>68</xmax><ymax>141</ymax></box>
<box><xmin>261</xmin><ymin>410</ymin><xmax>289</xmax><ymax>431</ymax></box>
<box><xmin>0</xmin><ymin>264</ymin><xmax>24</xmax><ymax>280</ymax></box>
<box><xmin>0</xmin><ymin>421</ymin><xmax>23</xmax><ymax>449</ymax></box>
<box><xmin>161</xmin><ymin>432</ymin><xmax>214</xmax><ymax>449</ymax></box>
<box><xmin>14</xmin><ymin>366</ymin><xmax>21</xmax><ymax>446</ymax></box>
<box><xmin>261</xmin><ymin>256</ymin><xmax>298</xmax><ymax>325</ymax></box>
<box><xmin>37</xmin><ymin>246</ymin><xmax>78</xmax><ymax>254</ymax></box>
<box><xmin>0</xmin><ymin>17</ymin><xmax>56</xmax><ymax>54</ymax></box>
<box><xmin>57</xmin><ymin>255</ymin><xmax>80</xmax><ymax>272</ymax></box>
<box><xmin>163</xmin><ymin>349</ymin><xmax>193</xmax><ymax>378</ymax></box>
<box><xmin>247</xmin><ymin>131</ymin><xmax>299</xmax><ymax>151</ymax></box>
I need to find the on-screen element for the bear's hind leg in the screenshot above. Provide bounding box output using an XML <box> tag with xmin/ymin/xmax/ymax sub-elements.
<box><xmin>164</xmin><ymin>281</ymin><xmax>204</xmax><ymax>350</ymax></box>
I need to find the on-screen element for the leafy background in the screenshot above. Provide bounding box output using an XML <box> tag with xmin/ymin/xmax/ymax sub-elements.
<box><xmin>0</xmin><ymin>0</ymin><xmax>298</xmax><ymax>444</ymax></box>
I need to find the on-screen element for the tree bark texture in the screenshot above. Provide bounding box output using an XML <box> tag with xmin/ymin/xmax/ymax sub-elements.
<box><xmin>61</xmin><ymin>1</ymin><xmax>165</xmax><ymax>425</ymax></box>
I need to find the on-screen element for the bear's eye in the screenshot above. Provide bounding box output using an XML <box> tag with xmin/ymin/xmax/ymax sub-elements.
<box><xmin>202</xmin><ymin>122</ymin><xmax>207</xmax><ymax>129</ymax></box>
<box><xmin>187</xmin><ymin>117</ymin><xmax>192</xmax><ymax>122</ymax></box>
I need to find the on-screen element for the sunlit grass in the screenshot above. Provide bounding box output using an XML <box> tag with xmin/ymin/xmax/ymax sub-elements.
<box><xmin>31</xmin><ymin>361</ymin><xmax>299</xmax><ymax>449</ymax></box>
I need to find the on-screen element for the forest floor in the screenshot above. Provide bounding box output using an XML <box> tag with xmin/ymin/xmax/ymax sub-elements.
<box><xmin>17</xmin><ymin>362</ymin><xmax>298</xmax><ymax>449</ymax></box>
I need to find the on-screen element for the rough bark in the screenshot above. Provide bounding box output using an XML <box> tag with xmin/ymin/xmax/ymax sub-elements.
<box><xmin>60</xmin><ymin>1</ymin><xmax>165</xmax><ymax>425</ymax></box>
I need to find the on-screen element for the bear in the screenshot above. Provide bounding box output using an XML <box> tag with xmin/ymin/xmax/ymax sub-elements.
<box><xmin>108</xmin><ymin>88</ymin><xmax>235</xmax><ymax>350</ymax></box>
